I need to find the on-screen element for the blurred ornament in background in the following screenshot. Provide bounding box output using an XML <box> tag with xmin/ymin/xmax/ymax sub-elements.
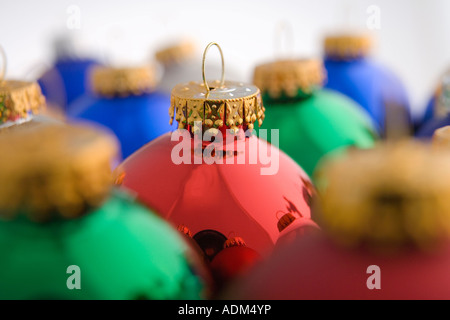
<box><xmin>68</xmin><ymin>64</ymin><xmax>172</xmax><ymax>159</ymax></box>
<box><xmin>0</xmin><ymin>46</ymin><xmax>61</xmax><ymax>133</ymax></box>
<box><xmin>154</xmin><ymin>39</ymin><xmax>243</xmax><ymax>95</ymax></box>
<box><xmin>253</xmin><ymin>57</ymin><xmax>378</xmax><ymax>178</ymax></box>
<box><xmin>323</xmin><ymin>33</ymin><xmax>411</xmax><ymax>135</ymax></box>
<box><xmin>0</xmin><ymin>123</ymin><xmax>210</xmax><ymax>300</ymax></box>
<box><xmin>416</xmin><ymin>72</ymin><xmax>450</xmax><ymax>139</ymax></box>
<box><xmin>114</xmin><ymin>43</ymin><xmax>316</xmax><ymax>289</ymax></box>
<box><xmin>37</xmin><ymin>33</ymin><xmax>101</xmax><ymax>113</ymax></box>
<box><xmin>418</xmin><ymin>69</ymin><xmax>450</xmax><ymax>131</ymax></box>
<box><xmin>223</xmin><ymin>140</ymin><xmax>450</xmax><ymax>299</ymax></box>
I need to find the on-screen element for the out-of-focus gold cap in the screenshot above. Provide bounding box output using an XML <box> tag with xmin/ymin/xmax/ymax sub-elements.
<box><xmin>0</xmin><ymin>123</ymin><xmax>118</xmax><ymax>222</ymax></box>
<box><xmin>253</xmin><ymin>59</ymin><xmax>326</xmax><ymax>99</ymax></box>
<box><xmin>90</xmin><ymin>65</ymin><xmax>157</xmax><ymax>97</ymax></box>
<box><xmin>324</xmin><ymin>33</ymin><xmax>372</xmax><ymax>60</ymax></box>
<box><xmin>316</xmin><ymin>141</ymin><xmax>450</xmax><ymax>251</ymax></box>
<box><xmin>155</xmin><ymin>40</ymin><xmax>195</xmax><ymax>66</ymax></box>
<box><xmin>0</xmin><ymin>80</ymin><xmax>46</xmax><ymax>124</ymax></box>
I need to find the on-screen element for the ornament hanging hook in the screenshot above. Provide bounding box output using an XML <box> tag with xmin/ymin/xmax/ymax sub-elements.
<box><xmin>0</xmin><ymin>46</ymin><xmax>6</xmax><ymax>83</ymax></box>
<box><xmin>202</xmin><ymin>42</ymin><xmax>225</xmax><ymax>94</ymax></box>
<box><xmin>274</xmin><ymin>21</ymin><xmax>294</xmax><ymax>58</ymax></box>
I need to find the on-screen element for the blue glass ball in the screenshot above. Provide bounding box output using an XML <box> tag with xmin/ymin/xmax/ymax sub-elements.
<box><xmin>68</xmin><ymin>91</ymin><xmax>173</xmax><ymax>159</ymax></box>
<box><xmin>324</xmin><ymin>57</ymin><xmax>410</xmax><ymax>133</ymax></box>
<box><xmin>416</xmin><ymin>113</ymin><xmax>450</xmax><ymax>139</ymax></box>
<box><xmin>421</xmin><ymin>96</ymin><xmax>436</xmax><ymax>126</ymax></box>
<box><xmin>38</xmin><ymin>58</ymin><xmax>99</xmax><ymax>111</ymax></box>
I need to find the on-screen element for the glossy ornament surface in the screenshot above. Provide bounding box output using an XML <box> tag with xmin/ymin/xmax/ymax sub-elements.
<box><xmin>116</xmin><ymin>125</ymin><xmax>312</xmax><ymax>257</ymax></box>
<box><xmin>323</xmin><ymin>34</ymin><xmax>411</xmax><ymax>134</ymax></box>
<box><xmin>68</xmin><ymin>65</ymin><xmax>173</xmax><ymax>159</ymax></box>
<box><xmin>223</xmin><ymin>141</ymin><xmax>450</xmax><ymax>300</ymax></box>
<box><xmin>253</xmin><ymin>58</ymin><xmax>377</xmax><ymax>177</ymax></box>
<box><xmin>0</xmin><ymin>124</ymin><xmax>210</xmax><ymax>300</ymax></box>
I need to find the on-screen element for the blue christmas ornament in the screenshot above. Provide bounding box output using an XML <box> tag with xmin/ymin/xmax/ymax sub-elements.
<box><xmin>323</xmin><ymin>34</ymin><xmax>411</xmax><ymax>134</ymax></box>
<box><xmin>39</xmin><ymin>59</ymin><xmax>99</xmax><ymax>110</ymax></box>
<box><xmin>416</xmin><ymin>72</ymin><xmax>450</xmax><ymax>139</ymax></box>
<box><xmin>421</xmin><ymin>97</ymin><xmax>436</xmax><ymax>126</ymax></box>
<box><xmin>417</xmin><ymin>70</ymin><xmax>450</xmax><ymax>134</ymax></box>
<box><xmin>68</xmin><ymin>65</ymin><xmax>173</xmax><ymax>159</ymax></box>
<box><xmin>37</xmin><ymin>36</ymin><xmax>100</xmax><ymax>112</ymax></box>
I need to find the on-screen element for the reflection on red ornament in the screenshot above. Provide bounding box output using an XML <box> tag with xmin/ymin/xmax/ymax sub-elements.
<box><xmin>210</xmin><ymin>237</ymin><xmax>261</xmax><ymax>290</ymax></box>
<box><xmin>276</xmin><ymin>213</ymin><xmax>320</xmax><ymax>248</ymax></box>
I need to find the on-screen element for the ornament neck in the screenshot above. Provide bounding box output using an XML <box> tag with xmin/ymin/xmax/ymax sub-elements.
<box><xmin>324</xmin><ymin>55</ymin><xmax>367</xmax><ymax>63</ymax></box>
<box><xmin>0</xmin><ymin>114</ymin><xmax>33</xmax><ymax>130</ymax></box>
<box><xmin>262</xmin><ymin>91</ymin><xmax>314</xmax><ymax>104</ymax></box>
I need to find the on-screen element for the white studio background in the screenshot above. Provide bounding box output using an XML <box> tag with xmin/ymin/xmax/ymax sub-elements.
<box><xmin>1</xmin><ymin>0</ymin><xmax>450</xmax><ymax>120</ymax></box>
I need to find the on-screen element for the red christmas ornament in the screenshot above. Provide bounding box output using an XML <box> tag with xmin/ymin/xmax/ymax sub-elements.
<box><xmin>223</xmin><ymin>141</ymin><xmax>450</xmax><ymax>300</ymax></box>
<box><xmin>115</xmin><ymin>43</ymin><xmax>314</xmax><ymax>258</ymax></box>
<box><xmin>210</xmin><ymin>237</ymin><xmax>261</xmax><ymax>290</ymax></box>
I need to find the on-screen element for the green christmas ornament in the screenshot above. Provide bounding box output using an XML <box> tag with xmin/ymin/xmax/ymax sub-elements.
<box><xmin>0</xmin><ymin>124</ymin><xmax>210</xmax><ymax>300</ymax></box>
<box><xmin>253</xmin><ymin>59</ymin><xmax>378</xmax><ymax>178</ymax></box>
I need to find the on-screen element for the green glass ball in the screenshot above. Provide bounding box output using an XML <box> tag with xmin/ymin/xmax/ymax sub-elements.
<box><xmin>257</xmin><ymin>89</ymin><xmax>378</xmax><ymax>178</ymax></box>
<box><xmin>0</xmin><ymin>189</ymin><xmax>209</xmax><ymax>300</ymax></box>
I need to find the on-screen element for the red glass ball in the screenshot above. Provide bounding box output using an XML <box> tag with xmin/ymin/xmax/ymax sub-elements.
<box><xmin>117</xmin><ymin>132</ymin><xmax>314</xmax><ymax>256</ymax></box>
<box><xmin>223</xmin><ymin>233</ymin><xmax>450</xmax><ymax>300</ymax></box>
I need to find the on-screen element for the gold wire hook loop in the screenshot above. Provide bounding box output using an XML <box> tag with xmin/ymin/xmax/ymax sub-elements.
<box><xmin>202</xmin><ymin>42</ymin><xmax>225</xmax><ymax>94</ymax></box>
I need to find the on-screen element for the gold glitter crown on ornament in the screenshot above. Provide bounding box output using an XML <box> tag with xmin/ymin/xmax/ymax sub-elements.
<box><xmin>155</xmin><ymin>40</ymin><xmax>196</xmax><ymax>66</ymax></box>
<box><xmin>324</xmin><ymin>33</ymin><xmax>373</xmax><ymax>60</ymax></box>
<box><xmin>0</xmin><ymin>47</ymin><xmax>46</xmax><ymax>125</ymax></box>
<box><xmin>90</xmin><ymin>65</ymin><xmax>157</xmax><ymax>98</ymax></box>
<box><xmin>0</xmin><ymin>123</ymin><xmax>118</xmax><ymax>222</ymax></box>
<box><xmin>253</xmin><ymin>59</ymin><xmax>326</xmax><ymax>99</ymax></box>
<box><xmin>432</xmin><ymin>126</ymin><xmax>450</xmax><ymax>150</ymax></box>
<box><xmin>315</xmin><ymin>141</ymin><xmax>450</xmax><ymax>251</ymax></box>
<box><xmin>169</xmin><ymin>42</ymin><xmax>265</xmax><ymax>133</ymax></box>
<box><xmin>0</xmin><ymin>80</ymin><xmax>46</xmax><ymax>125</ymax></box>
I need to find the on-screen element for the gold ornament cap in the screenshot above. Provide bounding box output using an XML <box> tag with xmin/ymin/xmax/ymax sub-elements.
<box><xmin>224</xmin><ymin>237</ymin><xmax>246</xmax><ymax>248</ymax></box>
<box><xmin>253</xmin><ymin>59</ymin><xmax>326</xmax><ymax>100</ymax></box>
<box><xmin>277</xmin><ymin>212</ymin><xmax>297</xmax><ymax>232</ymax></box>
<box><xmin>155</xmin><ymin>40</ymin><xmax>195</xmax><ymax>66</ymax></box>
<box><xmin>169</xmin><ymin>42</ymin><xmax>265</xmax><ymax>133</ymax></box>
<box><xmin>316</xmin><ymin>141</ymin><xmax>450</xmax><ymax>251</ymax></box>
<box><xmin>90</xmin><ymin>65</ymin><xmax>157</xmax><ymax>98</ymax></box>
<box><xmin>0</xmin><ymin>80</ymin><xmax>46</xmax><ymax>125</ymax></box>
<box><xmin>324</xmin><ymin>33</ymin><xmax>373</xmax><ymax>60</ymax></box>
<box><xmin>432</xmin><ymin>126</ymin><xmax>450</xmax><ymax>150</ymax></box>
<box><xmin>0</xmin><ymin>123</ymin><xmax>118</xmax><ymax>222</ymax></box>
